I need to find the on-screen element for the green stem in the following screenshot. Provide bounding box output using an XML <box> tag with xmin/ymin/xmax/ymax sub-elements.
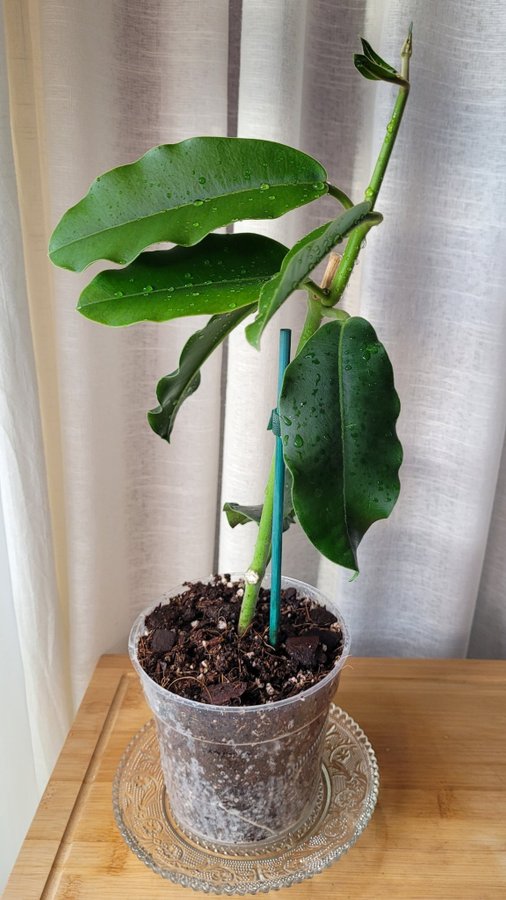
<box><xmin>238</xmin><ymin>458</ymin><xmax>275</xmax><ymax>634</ymax></box>
<box><xmin>328</xmin><ymin>28</ymin><xmax>411</xmax><ymax>305</ymax></box>
<box><xmin>325</xmin><ymin>217</ymin><xmax>381</xmax><ymax>305</ymax></box>
<box><xmin>237</xmin><ymin>28</ymin><xmax>412</xmax><ymax>634</ymax></box>
<box><xmin>304</xmin><ymin>280</ymin><xmax>329</xmax><ymax>305</ymax></box>
<box><xmin>327</xmin><ymin>183</ymin><xmax>353</xmax><ymax>209</ymax></box>
<box><xmin>238</xmin><ymin>297</ymin><xmax>323</xmax><ymax>634</ymax></box>
<box><xmin>321</xmin><ymin>306</ymin><xmax>350</xmax><ymax>321</ymax></box>
<box><xmin>299</xmin><ymin>296</ymin><xmax>323</xmax><ymax>347</ymax></box>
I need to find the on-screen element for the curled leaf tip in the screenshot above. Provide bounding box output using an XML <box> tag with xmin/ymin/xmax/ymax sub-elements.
<box><xmin>245</xmin><ymin>321</ymin><xmax>262</xmax><ymax>350</ymax></box>
<box><xmin>403</xmin><ymin>22</ymin><xmax>413</xmax><ymax>58</ymax></box>
<box><xmin>147</xmin><ymin>408</ymin><xmax>173</xmax><ymax>443</ymax></box>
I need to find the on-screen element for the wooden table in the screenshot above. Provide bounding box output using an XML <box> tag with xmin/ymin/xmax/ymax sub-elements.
<box><xmin>5</xmin><ymin>657</ymin><xmax>506</xmax><ymax>899</ymax></box>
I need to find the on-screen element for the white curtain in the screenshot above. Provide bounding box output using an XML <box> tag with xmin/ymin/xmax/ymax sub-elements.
<box><xmin>1</xmin><ymin>0</ymin><xmax>505</xmax><ymax>886</ymax></box>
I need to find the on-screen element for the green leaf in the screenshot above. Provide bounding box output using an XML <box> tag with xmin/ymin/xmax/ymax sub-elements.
<box><xmin>354</xmin><ymin>55</ymin><xmax>381</xmax><ymax>80</ymax></box>
<box><xmin>224</xmin><ymin>471</ymin><xmax>295</xmax><ymax>532</ymax></box>
<box><xmin>354</xmin><ymin>54</ymin><xmax>407</xmax><ymax>86</ymax></box>
<box><xmin>49</xmin><ymin>138</ymin><xmax>328</xmax><ymax>271</ymax></box>
<box><xmin>246</xmin><ymin>202</ymin><xmax>381</xmax><ymax>349</ymax></box>
<box><xmin>360</xmin><ymin>38</ymin><xmax>397</xmax><ymax>75</ymax></box>
<box><xmin>280</xmin><ymin>318</ymin><xmax>402</xmax><ymax>571</ymax></box>
<box><xmin>77</xmin><ymin>233</ymin><xmax>287</xmax><ymax>326</ymax></box>
<box><xmin>223</xmin><ymin>502</ymin><xmax>295</xmax><ymax>533</ymax></box>
<box><xmin>148</xmin><ymin>305</ymin><xmax>254</xmax><ymax>442</ymax></box>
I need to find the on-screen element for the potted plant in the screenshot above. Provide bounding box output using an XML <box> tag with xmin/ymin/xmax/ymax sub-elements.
<box><xmin>49</xmin><ymin>30</ymin><xmax>411</xmax><ymax>850</ymax></box>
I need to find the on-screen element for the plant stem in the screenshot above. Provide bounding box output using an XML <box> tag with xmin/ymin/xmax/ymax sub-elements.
<box><xmin>237</xmin><ymin>28</ymin><xmax>412</xmax><ymax>634</ymax></box>
<box><xmin>238</xmin><ymin>299</ymin><xmax>322</xmax><ymax>635</ymax></box>
<box><xmin>238</xmin><ymin>458</ymin><xmax>276</xmax><ymax>634</ymax></box>
<box><xmin>320</xmin><ymin>306</ymin><xmax>350</xmax><ymax>321</ymax></box>
<box><xmin>328</xmin><ymin>27</ymin><xmax>412</xmax><ymax>305</ymax></box>
<box><xmin>304</xmin><ymin>280</ymin><xmax>329</xmax><ymax>304</ymax></box>
<box><xmin>326</xmin><ymin>184</ymin><xmax>353</xmax><ymax>209</ymax></box>
<box><xmin>323</xmin><ymin>216</ymin><xmax>382</xmax><ymax>305</ymax></box>
<box><xmin>298</xmin><ymin>296</ymin><xmax>323</xmax><ymax>347</ymax></box>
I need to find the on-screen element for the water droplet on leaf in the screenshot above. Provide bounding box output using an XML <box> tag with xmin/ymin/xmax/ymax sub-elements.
<box><xmin>294</xmin><ymin>434</ymin><xmax>304</xmax><ymax>448</ymax></box>
<box><xmin>260</xmin><ymin>183</ymin><xmax>269</xmax><ymax>191</ymax></box>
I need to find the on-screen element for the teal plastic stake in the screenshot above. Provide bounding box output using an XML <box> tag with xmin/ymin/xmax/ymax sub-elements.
<box><xmin>269</xmin><ymin>328</ymin><xmax>292</xmax><ymax>647</ymax></box>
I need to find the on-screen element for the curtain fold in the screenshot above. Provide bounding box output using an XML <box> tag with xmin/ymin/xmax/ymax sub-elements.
<box><xmin>1</xmin><ymin>0</ymin><xmax>506</xmax><ymax>887</ymax></box>
<box><xmin>1</xmin><ymin>0</ymin><xmax>71</xmax><ymax>795</ymax></box>
<box><xmin>321</xmin><ymin>0</ymin><xmax>506</xmax><ymax>656</ymax></box>
<box><xmin>0</xmin><ymin>4</ymin><xmax>70</xmax><ymax>887</ymax></box>
<box><xmin>6</xmin><ymin>0</ymin><xmax>232</xmax><ymax>707</ymax></box>
<box><xmin>219</xmin><ymin>0</ymin><xmax>321</xmax><ymax>587</ymax></box>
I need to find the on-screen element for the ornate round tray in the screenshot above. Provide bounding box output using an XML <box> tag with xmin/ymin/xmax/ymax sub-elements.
<box><xmin>113</xmin><ymin>704</ymin><xmax>379</xmax><ymax>894</ymax></box>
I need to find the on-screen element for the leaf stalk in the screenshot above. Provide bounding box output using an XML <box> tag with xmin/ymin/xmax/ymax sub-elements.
<box><xmin>327</xmin><ymin>183</ymin><xmax>353</xmax><ymax>209</ymax></box>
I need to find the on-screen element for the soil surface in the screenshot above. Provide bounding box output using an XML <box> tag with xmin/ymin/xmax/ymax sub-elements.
<box><xmin>137</xmin><ymin>575</ymin><xmax>344</xmax><ymax>706</ymax></box>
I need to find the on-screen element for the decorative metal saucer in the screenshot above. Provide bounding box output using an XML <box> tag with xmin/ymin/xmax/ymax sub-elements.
<box><xmin>113</xmin><ymin>704</ymin><xmax>379</xmax><ymax>894</ymax></box>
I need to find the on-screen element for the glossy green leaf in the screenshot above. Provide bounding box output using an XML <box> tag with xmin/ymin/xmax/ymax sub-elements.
<box><xmin>354</xmin><ymin>54</ymin><xmax>407</xmax><ymax>86</ymax></box>
<box><xmin>77</xmin><ymin>233</ymin><xmax>287</xmax><ymax>326</ymax></box>
<box><xmin>224</xmin><ymin>502</ymin><xmax>265</xmax><ymax>528</ymax></box>
<box><xmin>354</xmin><ymin>55</ymin><xmax>381</xmax><ymax>80</ymax></box>
<box><xmin>246</xmin><ymin>202</ymin><xmax>381</xmax><ymax>349</ymax></box>
<box><xmin>49</xmin><ymin>138</ymin><xmax>328</xmax><ymax>271</ymax></box>
<box><xmin>224</xmin><ymin>472</ymin><xmax>295</xmax><ymax>532</ymax></box>
<box><xmin>360</xmin><ymin>38</ymin><xmax>397</xmax><ymax>75</ymax></box>
<box><xmin>148</xmin><ymin>305</ymin><xmax>254</xmax><ymax>442</ymax></box>
<box><xmin>280</xmin><ymin>318</ymin><xmax>402</xmax><ymax>571</ymax></box>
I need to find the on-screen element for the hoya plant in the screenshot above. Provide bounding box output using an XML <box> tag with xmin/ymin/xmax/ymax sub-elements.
<box><xmin>49</xmin><ymin>30</ymin><xmax>411</xmax><ymax>640</ymax></box>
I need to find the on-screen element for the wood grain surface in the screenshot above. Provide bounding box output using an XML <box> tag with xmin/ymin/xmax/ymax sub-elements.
<box><xmin>4</xmin><ymin>656</ymin><xmax>506</xmax><ymax>899</ymax></box>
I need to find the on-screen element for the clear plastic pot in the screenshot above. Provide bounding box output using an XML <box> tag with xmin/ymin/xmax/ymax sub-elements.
<box><xmin>128</xmin><ymin>575</ymin><xmax>350</xmax><ymax>845</ymax></box>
